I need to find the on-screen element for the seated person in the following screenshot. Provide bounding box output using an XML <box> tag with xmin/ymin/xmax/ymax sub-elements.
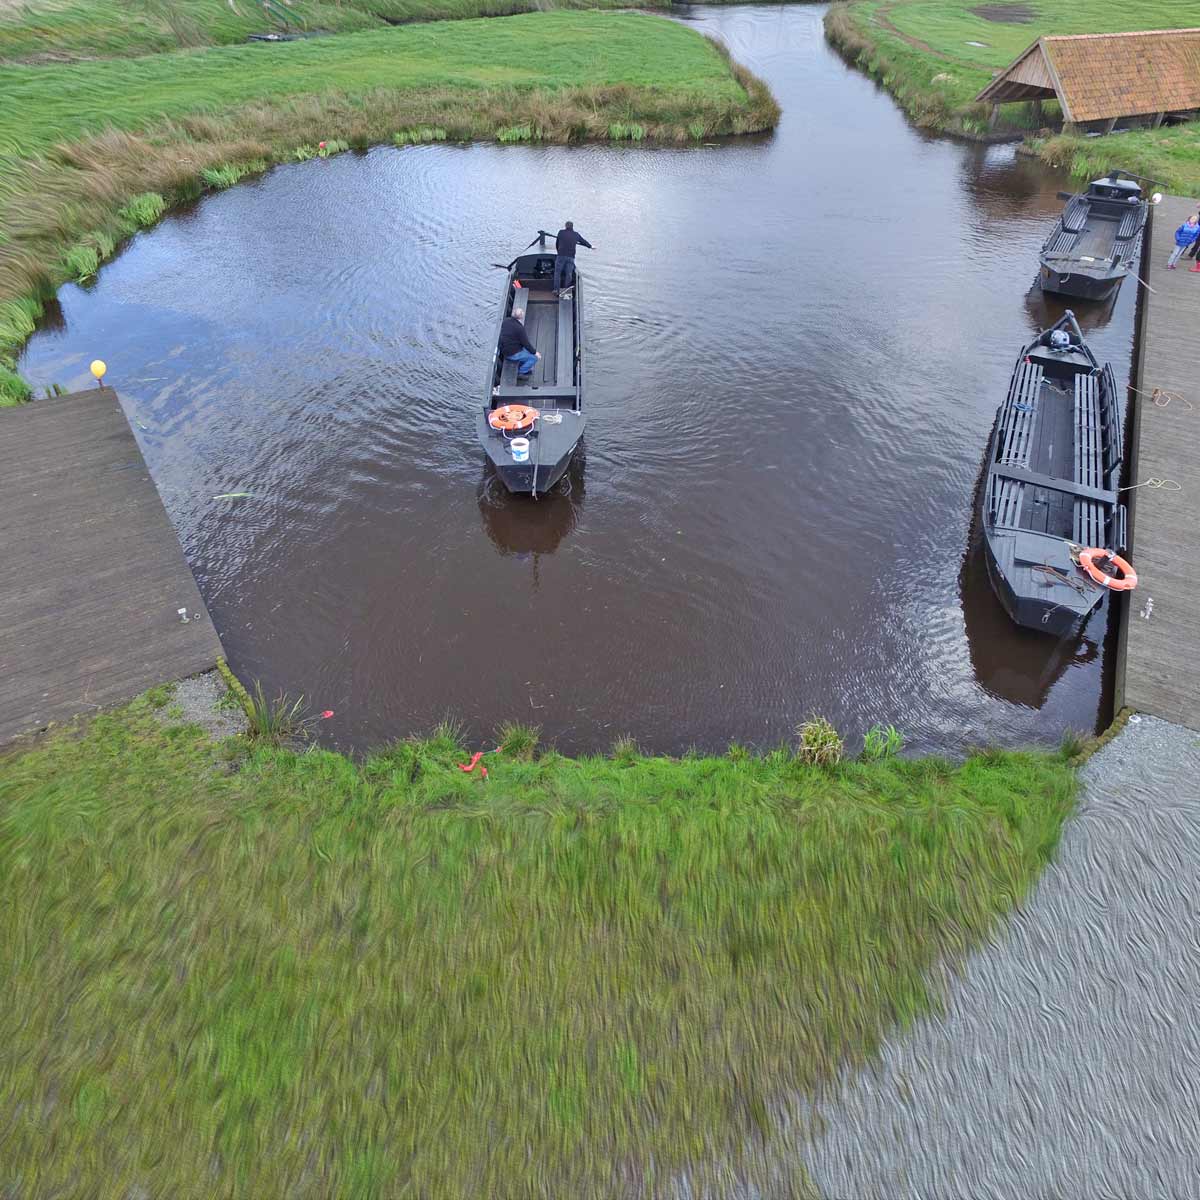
<box><xmin>499</xmin><ymin>313</ymin><xmax>540</xmax><ymax>377</ymax></box>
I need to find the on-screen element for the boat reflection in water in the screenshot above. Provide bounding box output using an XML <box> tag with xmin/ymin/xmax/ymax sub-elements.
<box><xmin>960</xmin><ymin>520</ymin><xmax>1099</xmax><ymax>709</ymax></box>
<box><xmin>477</xmin><ymin>456</ymin><xmax>584</xmax><ymax>565</ymax></box>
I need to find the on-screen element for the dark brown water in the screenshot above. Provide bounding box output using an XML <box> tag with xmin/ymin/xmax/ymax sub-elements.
<box><xmin>18</xmin><ymin>5</ymin><xmax>1138</xmax><ymax>755</ymax></box>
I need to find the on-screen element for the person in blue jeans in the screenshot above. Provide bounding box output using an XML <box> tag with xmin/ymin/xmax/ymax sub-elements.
<box><xmin>1166</xmin><ymin>213</ymin><xmax>1199</xmax><ymax>268</ymax></box>
<box><xmin>499</xmin><ymin>314</ymin><xmax>540</xmax><ymax>377</ymax></box>
<box><xmin>553</xmin><ymin>221</ymin><xmax>593</xmax><ymax>294</ymax></box>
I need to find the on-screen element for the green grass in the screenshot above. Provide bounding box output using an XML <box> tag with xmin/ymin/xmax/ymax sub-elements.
<box><xmin>0</xmin><ymin>12</ymin><xmax>745</xmax><ymax>163</ymax></box>
<box><xmin>0</xmin><ymin>694</ymin><xmax>1077</xmax><ymax>1197</ymax></box>
<box><xmin>0</xmin><ymin>0</ymin><xmax>665</xmax><ymax>64</ymax></box>
<box><xmin>827</xmin><ymin>0</ymin><xmax>1200</xmax><ymax>186</ymax></box>
<box><xmin>0</xmin><ymin>0</ymin><xmax>383</xmax><ymax>63</ymax></box>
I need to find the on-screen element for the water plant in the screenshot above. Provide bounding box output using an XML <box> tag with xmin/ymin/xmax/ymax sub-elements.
<box><xmin>245</xmin><ymin>681</ymin><xmax>310</xmax><ymax>745</ymax></box>
<box><xmin>497</xmin><ymin>720</ymin><xmax>539</xmax><ymax>759</ymax></box>
<box><xmin>862</xmin><ymin>723</ymin><xmax>905</xmax><ymax>761</ymax></box>
<box><xmin>118</xmin><ymin>191</ymin><xmax>166</xmax><ymax>228</ymax></box>
<box><xmin>795</xmin><ymin>716</ymin><xmax>844</xmax><ymax>766</ymax></box>
<box><xmin>393</xmin><ymin>126</ymin><xmax>449</xmax><ymax>145</ymax></box>
<box><xmin>611</xmin><ymin>733</ymin><xmax>639</xmax><ymax>763</ymax></box>
<box><xmin>61</xmin><ymin>243</ymin><xmax>100</xmax><ymax>283</ymax></box>
<box><xmin>496</xmin><ymin>123</ymin><xmax>534</xmax><ymax>143</ymax></box>
<box><xmin>200</xmin><ymin>159</ymin><xmax>267</xmax><ymax>189</ymax></box>
<box><xmin>316</xmin><ymin>138</ymin><xmax>349</xmax><ymax>158</ymax></box>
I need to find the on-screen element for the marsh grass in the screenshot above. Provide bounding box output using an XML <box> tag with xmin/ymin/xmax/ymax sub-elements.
<box><xmin>246</xmin><ymin>681</ymin><xmax>311</xmax><ymax>745</ymax></box>
<box><xmin>0</xmin><ymin>696</ymin><xmax>1077</xmax><ymax>1198</ymax></box>
<box><xmin>862</xmin><ymin>723</ymin><xmax>904</xmax><ymax>761</ymax></box>
<box><xmin>795</xmin><ymin>716</ymin><xmax>844</xmax><ymax>766</ymax></box>
<box><xmin>497</xmin><ymin>720</ymin><xmax>540</xmax><ymax>758</ymax></box>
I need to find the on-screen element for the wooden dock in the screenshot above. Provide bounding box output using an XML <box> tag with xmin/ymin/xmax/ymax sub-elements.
<box><xmin>1115</xmin><ymin>194</ymin><xmax>1200</xmax><ymax>730</ymax></box>
<box><xmin>0</xmin><ymin>387</ymin><xmax>223</xmax><ymax>744</ymax></box>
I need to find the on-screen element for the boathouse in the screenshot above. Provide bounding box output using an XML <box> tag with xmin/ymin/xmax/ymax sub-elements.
<box><xmin>976</xmin><ymin>28</ymin><xmax>1200</xmax><ymax>133</ymax></box>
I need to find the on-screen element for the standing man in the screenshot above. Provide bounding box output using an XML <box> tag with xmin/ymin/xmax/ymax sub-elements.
<box><xmin>499</xmin><ymin>312</ymin><xmax>541</xmax><ymax>379</ymax></box>
<box><xmin>553</xmin><ymin>221</ymin><xmax>592</xmax><ymax>295</ymax></box>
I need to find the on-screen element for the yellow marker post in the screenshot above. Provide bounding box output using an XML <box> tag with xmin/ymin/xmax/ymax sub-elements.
<box><xmin>90</xmin><ymin>359</ymin><xmax>107</xmax><ymax>387</ymax></box>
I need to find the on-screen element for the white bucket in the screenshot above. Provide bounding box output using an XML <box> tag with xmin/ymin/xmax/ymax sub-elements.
<box><xmin>510</xmin><ymin>437</ymin><xmax>530</xmax><ymax>463</ymax></box>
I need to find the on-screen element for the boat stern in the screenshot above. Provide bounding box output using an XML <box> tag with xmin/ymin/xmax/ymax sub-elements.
<box><xmin>984</xmin><ymin>529</ymin><xmax>1104</xmax><ymax>637</ymax></box>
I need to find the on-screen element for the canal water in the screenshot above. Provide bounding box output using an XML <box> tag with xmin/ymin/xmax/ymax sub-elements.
<box><xmin>18</xmin><ymin>5</ymin><xmax>1138</xmax><ymax>755</ymax></box>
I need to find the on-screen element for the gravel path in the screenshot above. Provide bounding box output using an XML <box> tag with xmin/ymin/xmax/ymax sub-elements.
<box><xmin>155</xmin><ymin>671</ymin><xmax>247</xmax><ymax>740</ymax></box>
<box><xmin>801</xmin><ymin>716</ymin><xmax>1200</xmax><ymax>1200</ymax></box>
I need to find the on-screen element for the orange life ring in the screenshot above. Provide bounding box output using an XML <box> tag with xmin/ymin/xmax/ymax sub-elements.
<box><xmin>488</xmin><ymin>404</ymin><xmax>539</xmax><ymax>432</ymax></box>
<box><xmin>1079</xmin><ymin>547</ymin><xmax>1138</xmax><ymax>591</ymax></box>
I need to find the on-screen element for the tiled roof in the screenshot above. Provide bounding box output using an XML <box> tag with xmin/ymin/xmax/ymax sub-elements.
<box><xmin>978</xmin><ymin>29</ymin><xmax>1200</xmax><ymax>122</ymax></box>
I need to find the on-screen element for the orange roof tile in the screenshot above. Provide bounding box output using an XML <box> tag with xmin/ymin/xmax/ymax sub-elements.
<box><xmin>977</xmin><ymin>29</ymin><xmax>1200</xmax><ymax>122</ymax></box>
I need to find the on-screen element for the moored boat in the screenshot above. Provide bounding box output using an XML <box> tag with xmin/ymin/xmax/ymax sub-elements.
<box><xmin>1038</xmin><ymin>171</ymin><xmax>1147</xmax><ymax>302</ymax></box>
<box><xmin>478</xmin><ymin>231</ymin><xmax>585</xmax><ymax>496</ymax></box>
<box><xmin>979</xmin><ymin>311</ymin><xmax>1135</xmax><ymax>637</ymax></box>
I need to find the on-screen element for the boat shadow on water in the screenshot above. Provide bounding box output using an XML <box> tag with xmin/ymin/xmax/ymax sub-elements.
<box><xmin>1023</xmin><ymin>276</ymin><xmax>1118</xmax><ymax>336</ymax></box>
<box><xmin>959</xmin><ymin>515</ymin><xmax>1099</xmax><ymax>709</ymax></box>
<box><xmin>477</xmin><ymin>454</ymin><xmax>585</xmax><ymax>560</ymax></box>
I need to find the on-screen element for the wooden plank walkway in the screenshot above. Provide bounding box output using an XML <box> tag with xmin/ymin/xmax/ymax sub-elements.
<box><xmin>0</xmin><ymin>387</ymin><xmax>223</xmax><ymax>744</ymax></box>
<box><xmin>1116</xmin><ymin>194</ymin><xmax>1200</xmax><ymax>730</ymax></box>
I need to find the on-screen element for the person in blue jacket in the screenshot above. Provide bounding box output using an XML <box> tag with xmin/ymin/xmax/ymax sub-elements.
<box><xmin>1166</xmin><ymin>213</ymin><xmax>1199</xmax><ymax>268</ymax></box>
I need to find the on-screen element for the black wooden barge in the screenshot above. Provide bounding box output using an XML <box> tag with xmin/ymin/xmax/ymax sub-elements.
<box><xmin>979</xmin><ymin>311</ymin><xmax>1128</xmax><ymax>637</ymax></box>
<box><xmin>478</xmin><ymin>232</ymin><xmax>585</xmax><ymax>496</ymax></box>
<box><xmin>1038</xmin><ymin>171</ymin><xmax>1147</xmax><ymax>302</ymax></box>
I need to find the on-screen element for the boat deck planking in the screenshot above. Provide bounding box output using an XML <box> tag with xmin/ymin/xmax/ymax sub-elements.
<box><xmin>1116</xmin><ymin>195</ymin><xmax>1200</xmax><ymax>730</ymax></box>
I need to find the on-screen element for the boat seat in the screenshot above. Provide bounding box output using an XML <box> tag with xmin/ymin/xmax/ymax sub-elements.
<box><xmin>554</xmin><ymin>294</ymin><xmax>574</xmax><ymax>390</ymax></box>
<box><xmin>498</xmin><ymin>287</ymin><xmax>533</xmax><ymax>388</ymax></box>
<box><xmin>1045</xmin><ymin>230</ymin><xmax>1078</xmax><ymax>256</ymax></box>
<box><xmin>1061</xmin><ymin>198</ymin><xmax>1090</xmax><ymax>233</ymax></box>
<box><xmin>1100</xmin><ymin>363</ymin><xmax>1122</xmax><ymax>476</ymax></box>
<box><xmin>996</xmin><ymin>359</ymin><xmax>1042</xmax><ymax>468</ymax></box>
<box><xmin>1116</xmin><ymin>208</ymin><xmax>1143</xmax><ymax>240</ymax></box>
<box><xmin>987</xmin><ymin>475</ymin><xmax>1024</xmax><ymax>529</ymax></box>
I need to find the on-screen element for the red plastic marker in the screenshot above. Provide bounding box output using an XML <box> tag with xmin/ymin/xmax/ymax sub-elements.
<box><xmin>457</xmin><ymin>752</ymin><xmax>488</xmax><ymax>779</ymax></box>
<box><xmin>321</xmin><ymin>710</ymin><xmax>334</xmax><ymax>719</ymax></box>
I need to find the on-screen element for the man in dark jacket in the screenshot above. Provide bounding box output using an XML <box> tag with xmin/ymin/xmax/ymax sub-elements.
<box><xmin>499</xmin><ymin>314</ymin><xmax>540</xmax><ymax>378</ymax></box>
<box><xmin>553</xmin><ymin>221</ymin><xmax>592</xmax><ymax>294</ymax></box>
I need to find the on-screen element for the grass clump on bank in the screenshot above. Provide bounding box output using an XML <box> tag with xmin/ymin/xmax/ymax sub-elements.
<box><xmin>825</xmin><ymin>0</ymin><xmax>1200</xmax><ymax>188</ymax></box>
<box><xmin>0</xmin><ymin>694</ymin><xmax>1076</xmax><ymax>1197</ymax></box>
<box><xmin>0</xmin><ymin>11</ymin><xmax>778</xmax><ymax>403</ymax></box>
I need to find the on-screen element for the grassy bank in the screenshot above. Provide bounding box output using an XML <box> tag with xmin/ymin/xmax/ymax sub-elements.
<box><xmin>0</xmin><ymin>10</ymin><xmax>778</xmax><ymax>404</ymax></box>
<box><xmin>0</xmin><ymin>691</ymin><xmax>1076</xmax><ymax>1197</ymax></box>
<box><xmin>825</xmin><ymin>1</ymin><xmax>1200</xmax><ymax>188</ymax></box>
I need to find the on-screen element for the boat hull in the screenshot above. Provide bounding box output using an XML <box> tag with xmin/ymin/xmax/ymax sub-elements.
<box><xmin>981</xmin><ymin>533</ymin><xmax>1096</xmax><ymax>639</ymax></box>
<box><xmin>476</xmin><ymin>410</ymin><xmax>585</xmax><ymax>496</ymax></box>
<box><xmin>1038</xmin><ymin>262</ymin><xmax>1125</xmax><ymax>301</ymax></box>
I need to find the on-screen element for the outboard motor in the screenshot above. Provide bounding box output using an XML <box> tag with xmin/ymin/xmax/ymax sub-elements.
<box><xmin>1048</xmin><ymin>329</ymin><xmax>1072</xmax><ymax>352</ymax></box>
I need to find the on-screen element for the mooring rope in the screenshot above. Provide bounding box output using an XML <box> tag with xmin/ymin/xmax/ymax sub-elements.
<box><xmin>1119</xmin><ymin>477</ymin><xmax>1182</xmax><ymax>492</ymax></box>
<box><xmin>1131</xmin><ymin>385</ymin><xmax>1192</xmax><ymax>412</ymax></box>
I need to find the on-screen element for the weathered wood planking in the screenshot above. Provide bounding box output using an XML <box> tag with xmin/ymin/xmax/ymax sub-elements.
<box><xmin>1115</xmin><ymin>194</ymin><xmax>1200</xmax><ymax>730</ymax></box>
<box><xmin>0</xmin><ymin>387</ymin><xmax>223</xmax><ymax>743</ymax></box>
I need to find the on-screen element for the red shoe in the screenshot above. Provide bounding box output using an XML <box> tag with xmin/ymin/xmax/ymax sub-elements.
<box><xmin>1191</xmin><ymin>262</ymin><xmax>1200</xmax><ymax>272</ymax></box>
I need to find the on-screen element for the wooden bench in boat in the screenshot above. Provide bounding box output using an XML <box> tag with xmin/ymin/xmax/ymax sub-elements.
<box><xmin>1061</xmin><ymin>197</ymin><xmax>1090</xmax><ymax>233</ymax></box>
<box><xmin>1045</xmin><ymin>229</ymin><xmax>1078</xmax><ymax>256</ymax></box>
<box><xmin>987</xmin><ymin>358</ymin><xmax>1043</xmax><ymax>527</ymax></box>
<box><xmin>1116</xmin><ymin>206</ymin><xmax>1144</xmax><ymax>241</ymax></box>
